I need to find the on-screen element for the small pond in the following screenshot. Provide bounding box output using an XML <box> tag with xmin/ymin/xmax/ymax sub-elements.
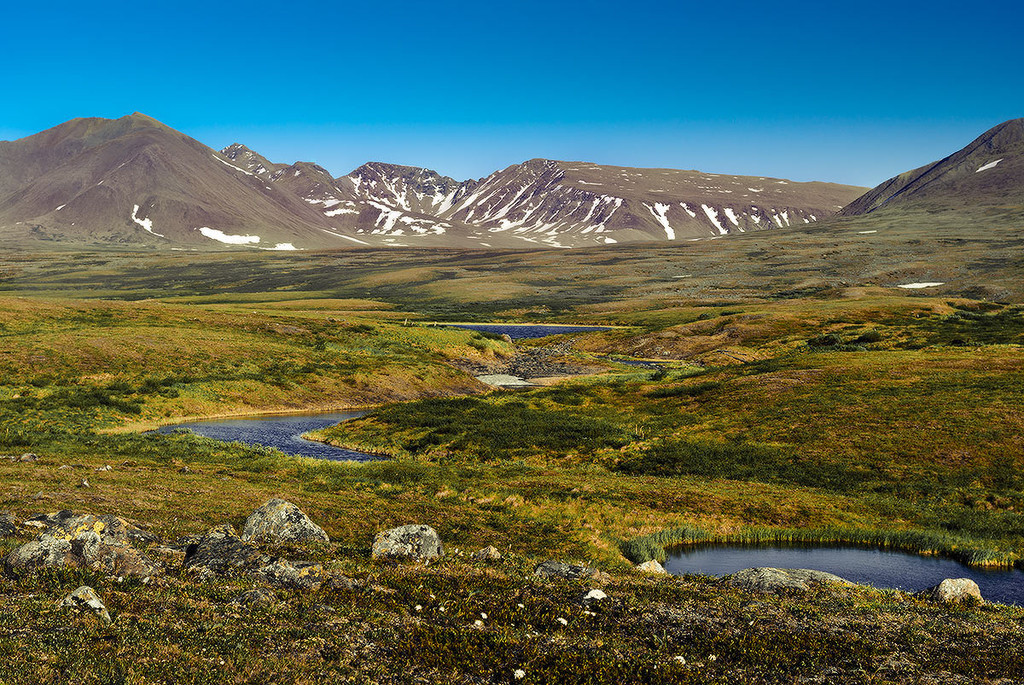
<box><xmin>447</xmin><ymin>323</ymin><xmax>612</xmax><ymax>340</ymax></box>
<box><xmin>157</xmin><ymin>411</ymin><xmax>376</xmax><ymax>461</ymax></box>
<box><xmin>664</xmin><ymin>545</ymin><xmax>1024</xmax><ymax>606</ymax></box>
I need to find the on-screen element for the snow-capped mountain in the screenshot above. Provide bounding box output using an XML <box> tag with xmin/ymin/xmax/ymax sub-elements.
<box><xmin>0</xmin><ymin>113</ymin><xmax>867</xmax><ymax>250</ymax></box>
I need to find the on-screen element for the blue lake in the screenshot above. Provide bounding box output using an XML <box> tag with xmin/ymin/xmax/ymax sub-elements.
<box><xmin>665</xmin><ymin>545</ymin><xmax>1024</xmax><ymax>606</ymax></box>
<box><xmin>448</xmin><ymin>323</ymin><xmax>612</xmax><ymax>340</ymax></box>
<box><xmin>157</xmin><ymin>411</ymin><xmax>375</xmax><ymax>461</ymax></box>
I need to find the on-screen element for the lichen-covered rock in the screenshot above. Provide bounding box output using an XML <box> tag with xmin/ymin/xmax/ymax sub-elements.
<box><xmin>534</xmin><ymin>560</ymin><xmax>611</xmax><ymax>583</ymax></box>
<box><xmin>728</xmin><ymin>567</ymin><xmax>852</xmax><ymax>593</ymax></box>
<box><xmin>4</xmin><ymin>512</ymin><xmax>161</xmax><ymax>578</ymax></box>
<box><xmin>22</xmin><ymin>511</ymin><xmax>159</xmax><ymax>546</ymax></box>
<box><xmin>241</xmin><ymin>499</ymin><xmax>330</xmax><ymax>545</ymax></box>
<box><xmin>917</xmin><ymin>578</ymin><xmax>984</xmax><ymax>605</ymax></box>
<box><xmin>229</xmin><ymin>587</ymin><xmax>276</xmax><ymax>608</ymax></box>
<box><xmin>371</xmin><ymin>524</ymin><xmax>443</xmax><ymax>562</ymax></box>
<box><xmin>183</xmin><ymin>524</ymin><xmax>268</xmax><ymax>576</ymax></box>
<box><xmin>254</xmin><ymin>560</ymin><xmax>328</xmax><ymax>589</ymax></box>
<box><xmin>636</xmin><ymin>559</ymin><xmax>668</xmax><ymax>575</ymax></box>
<box><xmin>60</xmin><ymin>586</ymin><xmax>112</xmax><ymax>626</ymax></box>
<box><xmin>0</xmin><ymin>513</ymin><xmax>15</xmax><ymax>538</ymax></box>
<box><xmin>473</xmin><ymin>545</ymin><xmax>502</xmax><ymax>561</ymax></box>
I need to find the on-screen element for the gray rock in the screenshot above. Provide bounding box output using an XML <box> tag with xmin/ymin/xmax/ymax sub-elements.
<box><xmin>60</xmin><ymin>586</ymin><xmax>112</xmax><ymax>626</ymax></box>
<box><xmin>636</xmin><ymin>559</ymin><xmax>668</xmax><ymax>575</ymax></box>
<box><xmin>4</xmin><ymin>513</ymin><xmax>161</xmax><ymax>578</ymax></box>
<box><xmin>473</xmin><ymin>545</ymin><xmax>502</xmax><ymax>561</ymax></box>
<box><xmin>183</xmin><ymin>524</ymin><xmax>268</xmax><ymax>576</ymax></box>
<box><xmin>241</xmin><ymin>499</ymin><xmax>329</xmax><ymax>545</ymax></box>
<box><xmin>728</xmin><ymin>567</ymin><xmax>852</xmax><ymax>593</ymax></box>
<box><xmin>371</xmin><ymin>524</ymin><xmax>443</xmax><ymax>562</ymax></box>
<box><xmin>24</xmin><ymin>511</ymin><xmax>159</xmax><ymax>546</ymax></box>
<box><xmin>254</xmin><ymin>560</ymin><xmax>327</xmax><ymax>589</ymax></box>
<box><xmin>229</xmin><ymin>587</ymin><xmax>276</xmax><ymax>608</ymax></box>
<box><xmin>534</xmin><ymin>560</ymin><xmax>611</xmax><ymax>583</ymax></box>
<box><xmin>0</xmin><ymin>513</ymin><xmax>15</xmax><ymax>538</ymax></box>
<box><xmin>917</xmin><ymin>578</ymin><xmax>984</xmax><ymax>605</ymax></box>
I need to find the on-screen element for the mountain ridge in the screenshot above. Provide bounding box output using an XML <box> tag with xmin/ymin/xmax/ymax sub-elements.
<box><xmin>0</xmin><ymin>113</ymin><xmax>868</xmax><ymax>250</ymax></box>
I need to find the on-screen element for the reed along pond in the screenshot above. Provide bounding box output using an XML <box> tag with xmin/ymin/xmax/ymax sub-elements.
<box><xmin>157</xmin><ymin>411</ymin><xmax>375</xmax><ymax>461</ymax></box>
<box><xmin>665</xmin><ymin>545</ymin><xmax>1024</xmax><ymax>606</ymax></box>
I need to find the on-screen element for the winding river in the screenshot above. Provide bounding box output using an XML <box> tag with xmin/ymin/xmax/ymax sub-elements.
<box><xmin>157</xmin><ymin>410</ymin><xmax>375</xmax><ymax>461</ymax></box>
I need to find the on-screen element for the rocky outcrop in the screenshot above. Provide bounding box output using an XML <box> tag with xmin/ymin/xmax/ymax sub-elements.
<box><xmin>371</xmin><ymin>525</ymin><xmax>443</xmax><ymax>562</ymax></box>
<box><xmin>60</xmin><ymin>586</ymin><xmax>112</xmax><ymax>626</ymax></box>
<box><xmin>534</xmin><ymin>560</ymin><xmax>611</xmax><ymax>583</ymax></box>
<box><xmin>727</xmin><ymin>567</ymin><xmax>852</xmax><ymax>593</ymax></box>
<box><xmin>241</xmin><ymin>499</ymin><xmax>330</xmax><ymax>545</ymax></box>
<box><xmin>917</xmin><ymin>578</ymin><xmax>983</xmax><ymax>605</ymax></box>
<box><xmin>4</xmin><ymin>512</ymin><xmax>161</xmax><ymax>577</ymax></box>
<box><xmin>183</xmin><ymin>524</ymin><xmax>268</xmax><ymax>576</ymax></box>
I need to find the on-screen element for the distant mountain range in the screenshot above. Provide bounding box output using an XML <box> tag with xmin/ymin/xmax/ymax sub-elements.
<box><xmin>0</xmin><ymin>114</ymin><xmax>867</xmax><ymax>250</ymax></box>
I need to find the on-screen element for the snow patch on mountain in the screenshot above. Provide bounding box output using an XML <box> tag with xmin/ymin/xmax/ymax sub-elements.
<box><xmin>131</xmin><ymin>205</ymin><xmax>164</xmax><ymax>237</ymax></box>
<box><xmin>976</xmin><ymin>159</ymin><xmax>1003</xmax><ymax>172</ymax></box>
<box><xmin>701</xmin><ymin>204</ymin><xmax>726</xmax><ymax>234</ymax></box>
<box><xmin>197</xmin><ymin>227</ymin><xmax>260</xmax><ymax>245</ymax></box>
<box><xmin>645</xmin><ymin>202</ymin><xmax>675</xmax><ymax>240</ymax></box>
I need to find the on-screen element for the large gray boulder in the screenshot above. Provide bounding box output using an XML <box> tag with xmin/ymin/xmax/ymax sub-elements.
<box><xmin>183</xmin><ymin>524</ymin><xmax>268</xmax><ymax>576</ymax></box>
<box><xmin>728</xmin><ymin>567</ymin><xmax>852</xmax><ymax>593</ymax></box>
<box><xmin>60</xmin><ymin>586</ymin><xmax>112</xmax><ymax>626</ymax></box>
<box><xmin>241</xmin><ymin>499</ymin><xmax>329</xmax><ymax>545</ymax></box>
<box><xmin>4</xmin><ymin>512</ymin><xmax>160</xmax><ymax>578</ymax></box>
<box><xmin>371</xmin><ymin>524</ymin><xmax>443</xmax><ymax>562</ymax></box>
<box><xmin>917</xmin><ymin>578</ymin><xmax>984</xmax><ymax>605</ymax></box>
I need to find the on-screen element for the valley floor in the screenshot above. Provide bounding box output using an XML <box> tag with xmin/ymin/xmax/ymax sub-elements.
<box><xmin>1</xmin><ymin>247</ymin><xmax>1023</xmax><ymax>682</ymax></box>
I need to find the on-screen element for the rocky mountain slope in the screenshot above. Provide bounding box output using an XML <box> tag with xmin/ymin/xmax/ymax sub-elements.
<box><xmin>840</xmin><ymin>118</ymin><xmax>1024</xmax><ymax>217</ymax></box>
<box><xmin>0</xmin><ymin>113</ymin><xmax>867</xmax><ymax>250</ymax></box>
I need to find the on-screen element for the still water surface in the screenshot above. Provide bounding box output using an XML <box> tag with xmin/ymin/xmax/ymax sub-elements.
<box><xmin>158</xmin><ymin>411</ymin><xmax>375</xmax><ymax>461</ymax></box>
<box><xmin>448</xmin><ymin>323</ymin><xmax>611</xmax><ymax>340</ymax></box>
<box><xmin>665</xmin><ymin>545</ymin><xmax>1024</xmax><ymax>605</ymax></box>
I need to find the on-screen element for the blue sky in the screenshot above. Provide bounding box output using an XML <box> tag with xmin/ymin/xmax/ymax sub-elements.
<box><xmin>1</xmin><ymin>0</ymin><xmax>1021</xmax><ymax>186</ymax></box>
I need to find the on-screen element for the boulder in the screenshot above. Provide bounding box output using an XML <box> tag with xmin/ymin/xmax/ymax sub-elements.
<box><xmin>534</xmin><ymin>560</ymin><xmax>611</xmax><ymax>583</ymax></box>
<box><xmin>917</xmin><ymin>578</ymin><xmax>984</xmax><ymax>605</ymax></box>
<box><xmin>4</xmin><ymin>512</ymin><xmax>161</xmax><ymax>577</ymax></box>
<box><xmin>371</xmin><ymin>524</ymin><xmax>443</xmax><ymax>563</ymax></box>
<box><xmin>727</xmin><ymin>567</ymin><xmax>852</xmax><ymax>593</ymax></box>
<box><xmin>636</xmin><ymin>560</ymin><xmax>668</xmax><ymax>575</ymax></box>
<box><xmin>229</xmin><ymin>587</ymin><xmax>276</xmax><ymax>608</ymax></box>
<box><xmin>473</xmin><ymin>545</ymin><xmax>502</xmax><ymax>561</ymax></box>
<box><xmin>183</xmin><ymin>524</ymin><xmax>268</xmax><ymax>576</ymax></box>
<box><xmin>60</xmin><ymin>586</ymin><xmax>112</xmax><ymax>626</ymax></box>
<box><xmin>22</xmin><ymin>511</ymin><xmax>159</xmax><ymax>546</ymax></box>
<box><xmin>254</xmin><ymin>560</ymin><xmax>328</xmax><ymax>589</ymax></box>
<box><xmin>0</xmin><ymin>514</ymin><xmax>15</xmax><ymax>538</ymax></box>
<box><xmin>241</xmin><ymin>498</ymin><xmax>330</xmax><ymax>545</ymax></box>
